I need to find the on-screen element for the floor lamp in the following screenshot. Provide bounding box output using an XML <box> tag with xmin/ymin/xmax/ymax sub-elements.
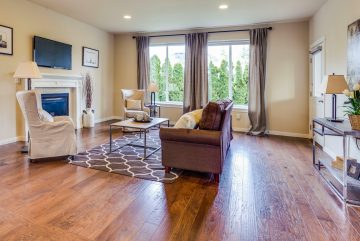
<box><xmin>323</xmin><ymin>74</ymin><xmax>349</xmax><ymax>122</ymax></box>
<box><xmin>13</xmin><ymin>61</ymin><xmax>42</xmax><ymax>153</ymax></box>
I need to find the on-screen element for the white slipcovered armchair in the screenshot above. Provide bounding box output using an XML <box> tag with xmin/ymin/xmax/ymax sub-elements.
<box><xmin>16</xmin><ymin>90</ymin><xmax>77</xmax><ymax>160</ymax></box>
<box><xmin>120</xmin><ymin>89</ymin><xmax>150</xmax><ymax>120</ymax></box>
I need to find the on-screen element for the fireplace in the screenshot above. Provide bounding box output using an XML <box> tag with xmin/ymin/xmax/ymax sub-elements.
<box><xmin>41</xmin><ymin>93</ymin><xmax>69</xmax><ymax>116</ymax></box>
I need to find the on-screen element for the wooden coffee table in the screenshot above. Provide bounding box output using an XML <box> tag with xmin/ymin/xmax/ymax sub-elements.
<box><xmin>109</xmin><ymin>118</ymin><xmax>169</xmax><ymax>159</ymax></box>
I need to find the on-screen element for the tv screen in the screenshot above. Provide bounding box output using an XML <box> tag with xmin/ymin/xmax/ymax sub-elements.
<box><xmin>33</xmin><ymin>36</ymin><xmax>72</xmax><ymax>70</ymax></box>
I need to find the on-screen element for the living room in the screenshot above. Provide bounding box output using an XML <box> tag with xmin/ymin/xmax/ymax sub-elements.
<box><xmin>1</xmin><ymin>0</ymin><xmax>360</xmax><ymax>240</ymax></box>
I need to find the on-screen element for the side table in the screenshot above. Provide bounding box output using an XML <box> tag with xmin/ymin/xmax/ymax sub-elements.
<box><xmin>146</xmin><ymin>104</ymin><xmax>161</xmax><ymax>118</ymax></box>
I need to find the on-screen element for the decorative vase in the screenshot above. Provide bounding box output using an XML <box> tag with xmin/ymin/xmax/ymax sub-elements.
<box><xmin>349</xmin><ymin>115</ymin><xmax>360</xmax><ymax>130</ymax></box>
<box><xmin>83</xmin><ymin>108</ymin><xmax>95</xmax><ymax>128</ymax></box>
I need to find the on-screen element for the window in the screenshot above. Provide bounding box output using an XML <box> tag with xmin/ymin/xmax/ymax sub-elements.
<box><xmin>208</xmin><ymin>42</ymin><xmax>250</xmax><ymax>107</ymax></box>
<box><xmin>150</xmin><ymin>44</ymin><xmax>185</xmax><ymax>103</ymax></box>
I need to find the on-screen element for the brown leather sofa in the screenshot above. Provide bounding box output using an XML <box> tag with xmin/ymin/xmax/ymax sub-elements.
<box><xmin>159</xmin><ymin>102</ymin><xmax>233</xmax><ymax>182</ymax></box>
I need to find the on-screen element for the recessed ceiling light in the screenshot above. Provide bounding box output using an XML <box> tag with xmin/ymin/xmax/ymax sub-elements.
<box><xmin>219</xmin><ymin>4</ymin><xmax>228</xmax><ymax>10</ymax></box>
<box><xmin>123</xmin><ymin>15</ymin><xmax>132</xmax><ymax>20</ymax></box>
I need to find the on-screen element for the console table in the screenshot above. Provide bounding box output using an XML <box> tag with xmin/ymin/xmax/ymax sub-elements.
<box><xmin>312</xmin><ymin>118</ymin><xmax>360</xmax><ymax>205</ymax></box>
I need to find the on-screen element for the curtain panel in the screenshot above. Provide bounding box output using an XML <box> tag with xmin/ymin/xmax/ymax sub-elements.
<box><xmin>136</xmin><ymin>36</ymin><xmax>150</xmax><ymax>92</ymax></box>
<box><xmin>183</xmin><ymin>32</ymin><xmax>209</xmax><ymax>113</ymax></box>
<box><xmin>248</xmin><ymin>28</ymin><xmax>268</xmax><ymax>136</ymax></box>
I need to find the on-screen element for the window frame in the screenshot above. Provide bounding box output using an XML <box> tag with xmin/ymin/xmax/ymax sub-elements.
<box><xmin>208</xmin><ymin>40</ymin><xmax>250</xmax><ymax>110</ymax></box>
<box><xmin>149</xmin><ymin>43</ymin><xmax>185</xmax><ymax>106</ymax></box>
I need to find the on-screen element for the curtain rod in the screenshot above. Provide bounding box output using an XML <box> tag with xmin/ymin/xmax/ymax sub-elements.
<box><xmin>132</xmin><ymin>27</ymin><xmax>272</xmax><ymax>39</ymax></box>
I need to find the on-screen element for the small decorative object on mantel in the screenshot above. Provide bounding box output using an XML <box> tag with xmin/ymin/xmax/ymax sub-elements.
<box><xmin>343</xmin><ymin>82</ymin><xmax>360</xmax><ymax>130</ymax></box>
<box><xmin>0</xmin><ymin>24</ymin><xmax>13</xmax><ymax>55</ymax></box>
<box><xmin>82</xmin><ymin>47</ymin><xmax>99</xmax><ymax>68</ymax></box>
<box><xmin>82</xmin><ymin>72</ymin><xmax>95</xmax><ymax>128</ymax></box>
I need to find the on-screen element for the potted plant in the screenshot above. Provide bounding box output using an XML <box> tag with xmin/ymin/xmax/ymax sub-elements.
<box><xmin>343</xmin><ymin>83</ymin><xmax>360</xmax><ymax>130</ymax></box>
<box><xmin>82</xmin><ymin>72</ymin><xmax>95</xmax><ymax>128</ymax></box>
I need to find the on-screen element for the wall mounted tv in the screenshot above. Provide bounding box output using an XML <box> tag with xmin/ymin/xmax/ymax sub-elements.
<box><xmin>33</xmin><ymin>36</ymin><xmax>72</xmax><ymax>70</ymax></box>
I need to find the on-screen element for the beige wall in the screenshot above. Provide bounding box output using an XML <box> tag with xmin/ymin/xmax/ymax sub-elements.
<box><xmin>0</xmin><ymin>0</ymin><xmax>114</xmax><ymax>143</ymax></box>
<box><xmin>114</xmin><ymin>21</ymin><xmax>309</xmax><ymax>136</ymax></box>
<box><xmin>310</xmin><ymin>0</ymin><xmax>360</xmax><ymax>158</ymax></box>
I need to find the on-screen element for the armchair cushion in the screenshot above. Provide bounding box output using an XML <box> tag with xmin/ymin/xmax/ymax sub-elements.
<box><xmin>126</xmin><ymin>99</ymin><xmax>142</xmax><ymax>110</ymax></box>
<box><xmin>38</xmin><ymin>109</ymin><xmax>54</xmax><ymax>122</ymax></box>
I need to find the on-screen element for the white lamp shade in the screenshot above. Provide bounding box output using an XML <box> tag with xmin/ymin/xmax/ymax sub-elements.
<box><xmin>148</xmin><ymin>82</ymin><xmax>159</xmax><ymax>92</ymax></box>
<box><xmin>13</xmin><ymin>62</ymin><xmax>42</xmax><ymax>79</ymax></box>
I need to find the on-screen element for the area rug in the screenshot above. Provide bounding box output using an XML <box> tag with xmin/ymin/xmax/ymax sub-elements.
<box><xmin>68</xmin><ymin>131</ymin><xmax>181</xmax><ymax>183</ymax></box>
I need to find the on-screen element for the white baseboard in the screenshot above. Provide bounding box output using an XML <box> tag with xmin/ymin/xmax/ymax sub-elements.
<box><xmin>0</xmin><ymin>136</ymin><xmax>25</xmax><ymax>146</ymax></box>
<box><xmin>233</xmin><ymin>127</ymin><xmax>310</xmax><ymax>139</ymax></box>
<box><xmin>267</xmin><ymin>130</ymin><xmax>310</xmax><ymax>139</ymax></box>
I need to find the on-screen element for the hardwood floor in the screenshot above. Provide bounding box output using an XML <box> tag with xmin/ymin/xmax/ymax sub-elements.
<box><xmin>1</xmin><ymin>121</ymin><xmax>360</xmax><ymax>241</ymax></box>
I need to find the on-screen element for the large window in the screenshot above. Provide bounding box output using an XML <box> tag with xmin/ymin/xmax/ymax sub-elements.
<box><xmin>208</xmin><ymin>42</ymin><xmax>250</xmax><ymax>106</ymax></box>
<box><xmin>150</xmin><ymin>44</ymin><xmax>185</xmax><ymax>103</ymax></box>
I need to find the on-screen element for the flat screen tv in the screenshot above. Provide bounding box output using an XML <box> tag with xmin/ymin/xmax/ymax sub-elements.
<box><xmin>33</xmin><ymin>36</ymin><xmax>72</xmax><ymax>70</ymax></box>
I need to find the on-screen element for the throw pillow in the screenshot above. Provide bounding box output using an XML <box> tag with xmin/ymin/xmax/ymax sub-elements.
<box><xmin>174</xmin><ymin>113</ymin><xmax>197</xmax><ymax>129</ymax></box>
<box><xmin>126</xmin><ymin>99</ymin><xmax>142</xmax><ymax>110</ymax></box>
<box><xmin>38</xmin><ymin>109</ymin><xmax>54</xmax><ymax>122</ymax></box>
<box><xmin>199</xmin><ymin>102</ymin><xmax>224</xmax><ymax>130</ymax></box>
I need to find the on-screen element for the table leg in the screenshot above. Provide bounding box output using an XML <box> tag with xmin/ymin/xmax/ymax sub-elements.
<box><xmin>168</xmin><ymin>120</ymin><xmax>170</xmax><ymax>127</ymax></box>
<box><xmin>143</xmin><ymin>129</ymin><xmax>147</xmax><ymax>159</ymax></box>
<box><xmin>109</xmin><ymin>125</ymin><xmax>112</xmax><ymax>153</ymax></box>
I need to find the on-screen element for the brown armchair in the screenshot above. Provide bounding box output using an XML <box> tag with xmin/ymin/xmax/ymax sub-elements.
<box><xmin>160</xmin><ymin>102</ymin><xmax>233</xmax><ymax>182</ymax></box>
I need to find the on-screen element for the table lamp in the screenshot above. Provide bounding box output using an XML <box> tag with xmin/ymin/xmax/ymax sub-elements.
<box><xmin>14</xmin><ymin>61</ymin><xmax>42</xmax><ymax>90</ymax></box>
<box><xmin>13</xmin><ymin>61</ymin><xmax>42</xmax><ymax>153</ymax></box>
<box><xmin>323</xmin><ymin>74</ymin><xmax>349</xmax><ymax>122</ymax></box>
<box><xmin>148</xmin><ymin>82</ymin><xmax>159</xmax><ymax>106</ymax></box>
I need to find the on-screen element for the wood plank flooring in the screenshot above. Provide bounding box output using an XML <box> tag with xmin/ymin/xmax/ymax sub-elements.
<box><xmin>0</xmin><ymin>121</ymin><xmax>360</xmax><ymax>241</ymax></box>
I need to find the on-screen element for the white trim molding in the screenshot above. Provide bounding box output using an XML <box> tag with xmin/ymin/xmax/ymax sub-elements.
<box><xmin>233</xmin><ymin>127</ymin><xmax>310</xmax><ymax>139</ymax></box>
<box><xmin>0</xmin><ymin>136</ymin><xmax>25</xmax><ymax>146</ymax></box>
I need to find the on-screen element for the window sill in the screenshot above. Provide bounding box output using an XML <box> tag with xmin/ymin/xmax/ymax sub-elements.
<box><xmin>157</xmin><ymin>102</ymin><xmax>248</xmax><ymax>112</ymax></box>
<box><xmin>156</xmin><ymin>102</ymin><xmax>183</xmax><ymax>108</ymax></box>
<box><xmin>233</xmin><ymin>105</ymin><xmax>248</xmax><ymax>113</ymax></box>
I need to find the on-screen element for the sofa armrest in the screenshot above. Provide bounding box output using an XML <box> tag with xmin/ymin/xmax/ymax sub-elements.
<box><xmin>159</xmin><ymin>127</ymin><xmax>221</xmax><ymax>146</ymax></box>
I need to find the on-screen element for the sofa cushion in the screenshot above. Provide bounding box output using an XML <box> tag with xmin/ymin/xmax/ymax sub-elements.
<box><xmin>126</xmin><ymin>99</ymin><xmax>142</xmax><ymax>110</ymax></box>
<box><xmin>174</xmin><ymin>109</ymin><xmax>203</xmax><ymax>129</ymax></box>
<box><xmin>174</xmin><ymin>114</ymin><xmax>197</xmax><ymax>129</ymax></box>
<box><xmin>199</xmin><ymin>101</ymin><xmax>224</xmax><ymax>130</ymax></box>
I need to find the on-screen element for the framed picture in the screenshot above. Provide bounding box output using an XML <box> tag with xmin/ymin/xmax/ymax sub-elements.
<box><xmin>82</xmin><ymin>47</ymin><xmax>99</xmax><ymax>68</ymax></box>
<box><xmin>347</xmin><ymin>159</ymin><xmax>360</xmax><ymax>179</ymax></box>
<box><xmin>0</xmin><ymin>25</ymin><xmax>13</xmax><ymax>55</ymax></box>
<box><xmin>348</xmin><ymin>19</ymin><xmax>360</xmax><ymax>87</ymax></box>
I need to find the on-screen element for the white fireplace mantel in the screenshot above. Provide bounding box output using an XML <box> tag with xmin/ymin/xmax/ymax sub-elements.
<box><xmin>30</xmin><ymin>73</ymin><xmax>83</xmax><ymax>129</ymax></box>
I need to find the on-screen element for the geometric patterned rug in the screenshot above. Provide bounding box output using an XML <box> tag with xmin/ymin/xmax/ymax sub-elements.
<box><xmin>68</xmin><ymin>130</ymin><xmax>182</xmax><ymax>183</ymax></box>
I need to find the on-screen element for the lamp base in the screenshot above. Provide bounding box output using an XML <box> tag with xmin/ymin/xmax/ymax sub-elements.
<box><xmin>326</xmin><ymin>117</ymin><xmax>344</xmax><ymax>123</ymax></box>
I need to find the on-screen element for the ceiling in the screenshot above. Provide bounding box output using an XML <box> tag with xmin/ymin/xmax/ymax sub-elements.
<box><xmin>29</xmin><ymin>0</ymin><xmax>327</xmax><ymax>33</ymax></box>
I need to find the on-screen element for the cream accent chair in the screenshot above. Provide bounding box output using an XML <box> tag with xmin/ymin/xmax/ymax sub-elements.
<box><xmin>16</xmin><ymin>90</ymin><xmax>77</xmax><ymax>160</ymax></box>
<box><xmin>120</xmin><ymin>89</ymin><xmax>150</xmax><ymax>120</ymax></box>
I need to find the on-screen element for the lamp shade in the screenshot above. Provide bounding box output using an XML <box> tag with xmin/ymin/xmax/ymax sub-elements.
<box><xmin>148</xmin><ymin>82</ymin><xmax>159</xmax><ymax>92</ymax></box>
<box><xmin>13</xmin><ymin>62</ymin><xmax>42</xmax><ymax>79</ymax></box>
<box><xmin>322</xmin><ymin>74</ymin><xmax>349</xmax><ymax>94</ymax></box>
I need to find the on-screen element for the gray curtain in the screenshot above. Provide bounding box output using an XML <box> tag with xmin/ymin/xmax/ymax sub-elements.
<box><xmin>183</xmin><ymin>33</ymin><xmax>208</xmax><ymax>113</ymax></box>
<box><xmin>136</xmin><ymin>36</ymin><xmax>150</xmax><ymax>91</ymax></box>
<box><xmin>247</xmin><ymin>28</ymin><xmax>268</xmax><ymax>136</ymax></box>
